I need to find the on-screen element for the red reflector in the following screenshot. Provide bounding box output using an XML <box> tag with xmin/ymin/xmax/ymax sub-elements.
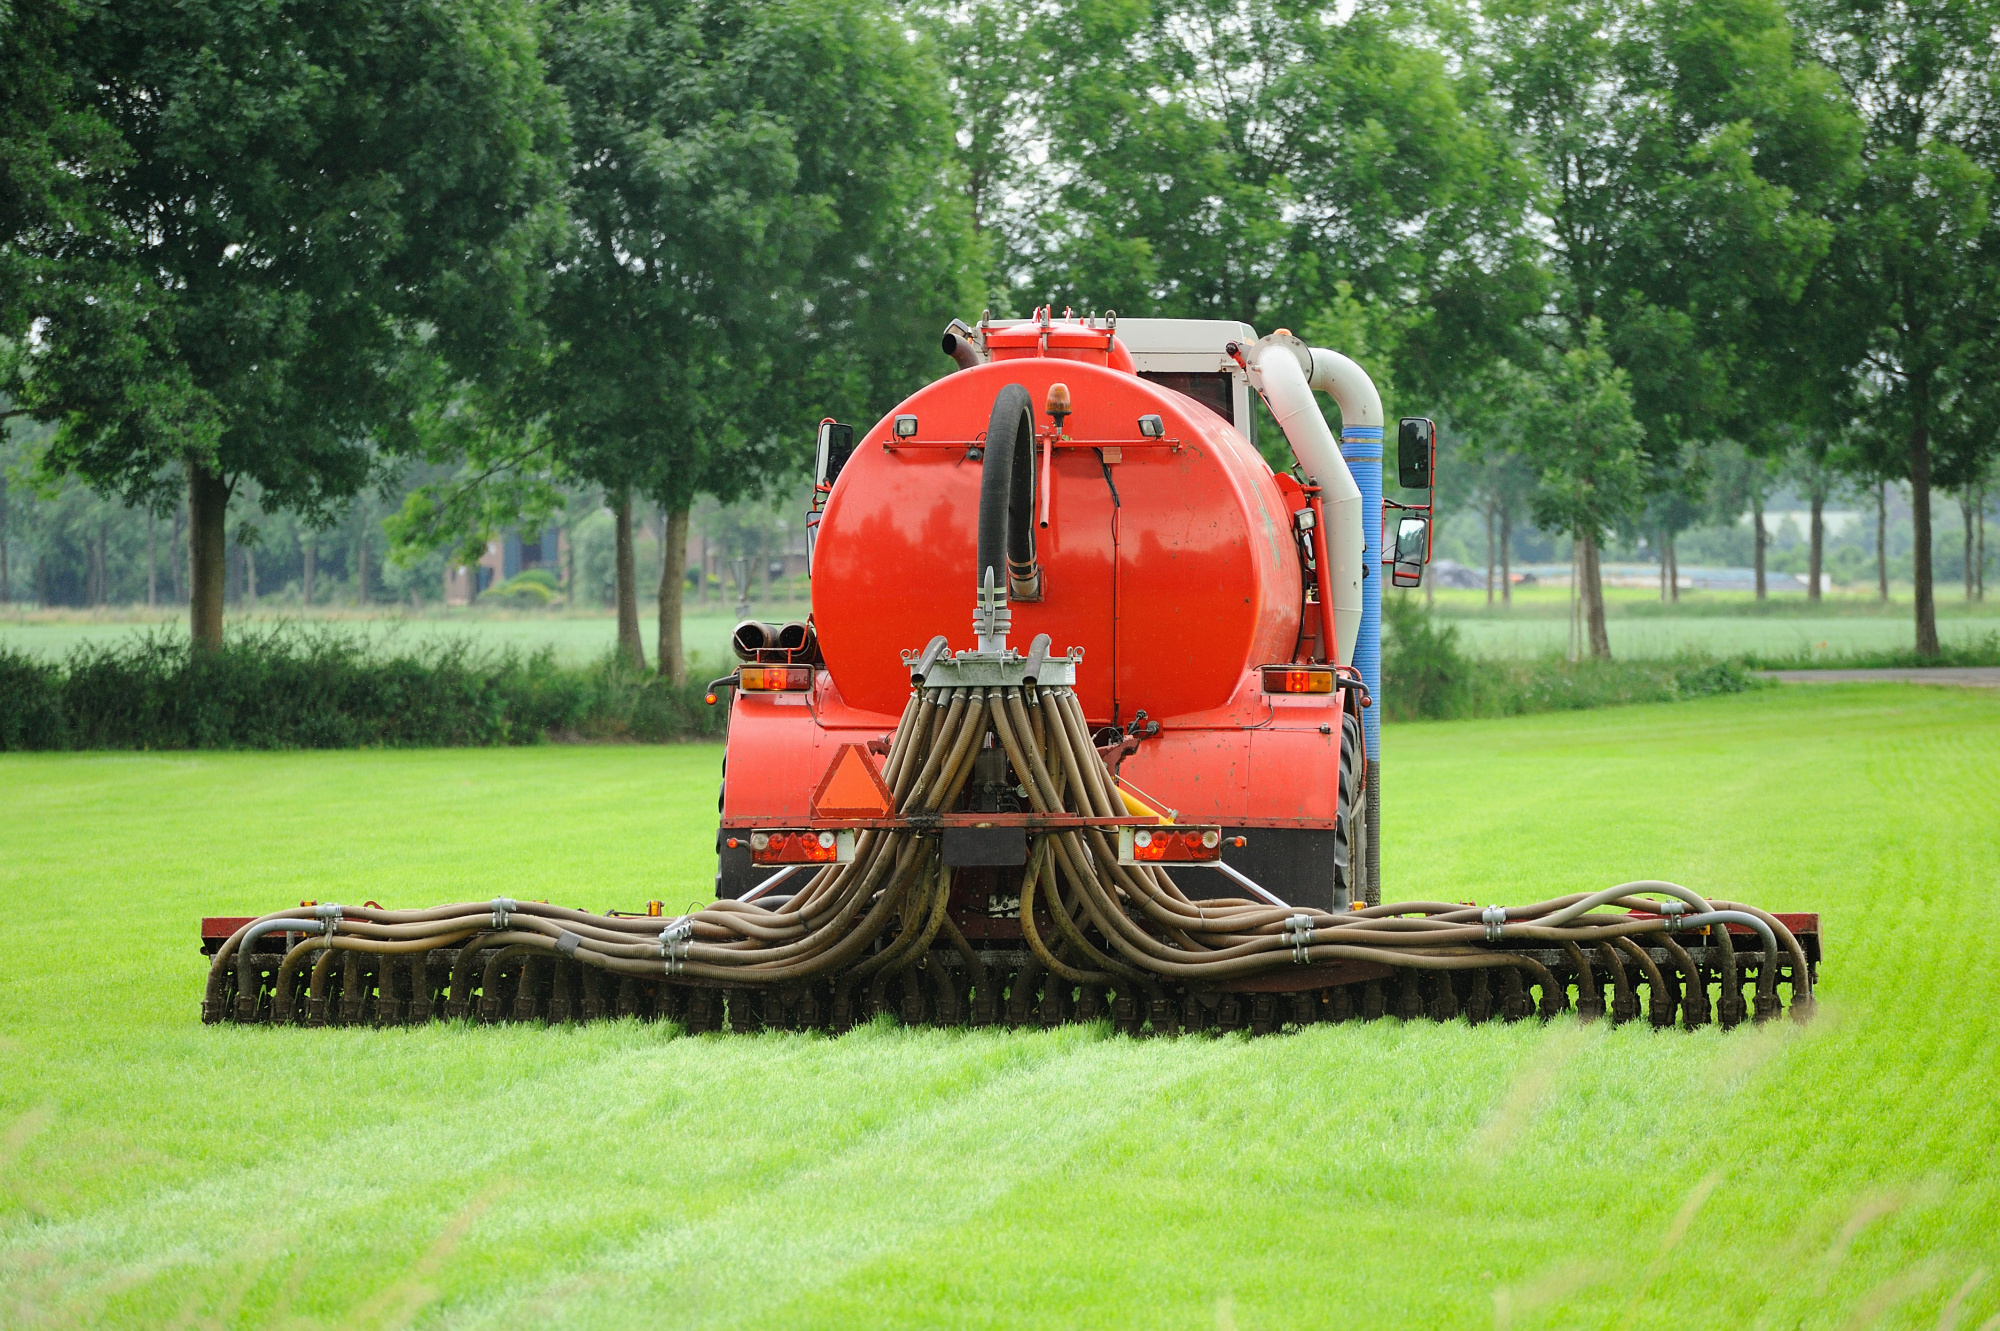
<box><xmin>741</xmin><ymin>666</ymin><xmax>813</xmax><ymax>691</ymax></box>
<box><xmin>1261</xmin><ymin>666</ymin><xmax>1334</xmax><ymax>694</ymax></box>
<box><xmin>1125</xmin><ymin>826</ymin><xmax>1223</xmax><ymax>863</ymax></box>
<box><xmin>810</xmin><ymin>744</ymin><xmax>896</xmax><ymax>818</ymax></box>
<box><xmin>749</xmin><ymin>829</ymin><xmax>850</xmax><ymax>865</ymax></box>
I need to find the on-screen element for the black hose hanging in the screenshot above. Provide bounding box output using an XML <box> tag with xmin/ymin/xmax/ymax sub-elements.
<box><xmin>979</xmin><ymin>384</ymin><xmax>1040</xmax><ymax>599</ymax></box>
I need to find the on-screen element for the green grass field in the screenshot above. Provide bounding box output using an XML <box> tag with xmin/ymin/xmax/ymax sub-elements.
<box><xmin>3</xmin><ymin>686</ymin><xmax>1997</xmax><ymax>1328</ymax></box>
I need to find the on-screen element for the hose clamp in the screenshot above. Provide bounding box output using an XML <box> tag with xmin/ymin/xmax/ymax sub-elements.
<box><xmin>492</xmin><ymin>897</ymin><xmax>517</xmax><ymax>931</ymax></box>
<box><xmin>1482</xmin><ymin>905</ymin><xmax>1506</xmax><ymax>942</ymax></box>
<box><xmin>1661</xmin><ymin>900</ymin><xmax>1687</xmax><ymax>931</ymax></box>
<box><xmin>1284</xmin><ymin>913</ymin><xmax>1315</xmax><ymax>964</ymax></box>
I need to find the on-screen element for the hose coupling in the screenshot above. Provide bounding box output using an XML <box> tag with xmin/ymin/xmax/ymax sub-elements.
<box><xmin>313</xmin><ymin>903</ymin><xmax>344</xmax><ymax>922</ymax></box>
<box><xmin>1661</xmin><ymin>900</ymin><xmax>1687</xmax><ymax>931</ymax></box>
<box><xmin>1481</xmin><ymin>905</ymin><xmax>1507</xmax><ymax>942</ymax></box>
<box><xmin>1284</xmin><ymin>913</ymin><xmax>1316</xmax><ymax>964</ymax></box>
<box><xmin>556</xmin><ymin>930</ymin><xmax>581</xmax><ymax>958</ymax></box>
<box><xmin>491</xmin><ymin>897</ymin><xmax>518</xmax><ymax>931</ymax></box>
<box><xmin>660</xmin><ymin>919</ymin><xmax>694</xmax><ymax>974</ymax></box>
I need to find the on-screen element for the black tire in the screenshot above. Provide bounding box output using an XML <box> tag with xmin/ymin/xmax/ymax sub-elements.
<box><xmin>1335</xmin><ymin>710</ymin><xmax>1363</xmax><ymax>903</ymax></box>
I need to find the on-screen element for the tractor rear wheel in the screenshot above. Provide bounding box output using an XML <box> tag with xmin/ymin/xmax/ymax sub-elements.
<box><xmin>1335</xmin><ymin>709</ymin><xmax>1363</xmax><ymax>905</ymax></box>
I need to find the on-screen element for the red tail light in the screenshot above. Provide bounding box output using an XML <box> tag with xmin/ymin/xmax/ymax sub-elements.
<box><xmin>1261</xmin><ymin>666</ymin><xmax>1334</xmax><ymax>694</ymax></box>
<box><xmin>740</xmin><ymin>666</ymin><xmax>814</xmax><ymax>692</ymax></box>
<box><xmin>749</xmin><ymin>829</ymin><xmax>855</xmax><ymax>865</ymax></box>
<box><xmin>1118</xmin><ymin>825</ymin><xmax>1223</xmax><ymax>864</ymax></box>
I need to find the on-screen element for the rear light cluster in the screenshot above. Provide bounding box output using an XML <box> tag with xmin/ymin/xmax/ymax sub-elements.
<box><xmin>748</xmin><ymin>829</ymin><xmax>855</xmax><ymax>865</ymax></box>
<box><xmin>740</xmin><ymin>665</ymin><xmax>814</xmax><ymax>692</ymax></box>
<box><xmin>1118</xmin><ymin>825</ymin><xmax>1223</xmax><ymax>864</ymax></box>
<box><xmin>1261</xmin><ymin>666</ymin><xmax>1334</xmax><ymax>694</ymax></box>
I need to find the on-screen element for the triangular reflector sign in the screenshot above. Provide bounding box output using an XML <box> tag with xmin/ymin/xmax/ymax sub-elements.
<box><xmin>811</xmin><ymin>743</ymin><xmax>895</xmax><ymax>818</ymax></box>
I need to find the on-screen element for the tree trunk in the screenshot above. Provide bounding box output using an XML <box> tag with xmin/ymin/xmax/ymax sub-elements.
<box><xmin>188</xmin><ymin>460</ymin><xmax>229</xmax><ymax>649</ymax></box>
<box><xmin>614</xmin><ymin>489</ymin><xmax>646</xmax><ymax>670</ymax></box>
<box><xmin>1484</xmin><ymin>502</ymin><xmax>1496</xmax><ymax>607</ymax></box>
<box><xmin>92</xmin><ymin>516</ymin><xmax>107</xmax><ymax>606</ymax></box>
<box><xmin>147</xmin><ymin>510</ymin><xmax>157</xmax><ymax>607</ymax></box>
<box><xmin>1978</xmin><ymin>483</ymin><xmax>1986</xmax><ymax>602</ymax></box>
<box><xmin>563</xmin><ymin>517</ymin><xmax>576</xmax><ymax>598</ymax></box>
<box><xmin>1579</xmin><ymin>530</ymin><xmax>1611</xmax><ymax>661</ymax></box>
<box><xmin>1809</xmin><ymin>494</ymin><xmax>1824</xmax><ymax>604</ymax></box>
<box><xmin>244</xmin><ymin>541</ymin><xmax>258</xmax><ymax>608</ymax></box>
<box><xmin>303</xmin><ymin>536</ymin><xmax>315</xmax><ymax>607</ymax></box>
<box><xmin>1962</xmin><ymin>487</ymin><xmax>1974</xmax><ymax>602</ymax></box>
<box><xmin>1752</xmin><ymin>494</ymin><xmax>1767</xmax><ymax>601</ymax></box>
<box><xmin>1499</xmin><ymin>507</ymin><xmax>1513</xmax><ymax>607</ymax></box>
<box><xmin>1910</xmin><ymin>423</ymin><xmax>1938</xmax><ymax>657</ymax></box>
<box><xmin>355</xmin><ymin>512</ymin><xmax>370</xmax><ymax>607</ymax></box>
<box><xmin>1877</xmin><ymin>480</ymin><xmax>1889</xmax><ymax>602</ymax></box>
<box><xmin>171</xmin><ymin>503</ymin><xmax>186</xmax><ymax>604</ymax></box>
<box><xmin>657</xmin><ymin>505</ymin><xmax>691</xmax><ymax>682</ymax></box>
<box><xmin>0</xmin><ymin>468</ymin><xmax>9</xmax><ymax>602</ymax></box>
<box><xmin>1668</xmin><ymin>533</ymin><xmax>1680</xmax><ymax>603</ymax></box>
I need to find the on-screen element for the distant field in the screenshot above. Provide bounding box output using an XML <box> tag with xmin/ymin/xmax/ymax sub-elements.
<box><xmin>1423</xmin><ymin>586</ymin><xmax>2000</xmax><ymax>660</ymax></box>
<box><xmin>3</xmin><ymin>686</ymin><xmax>1996</xmax><ymax>1328</ymax></box>
<box><xmin>0</xmin><ymin>605</ymin><xmax>812</xmax><ymax>670</ymax></box>
<box><xmin>8</xmin><ymin>591</ymin><xmax>1995</xmax><ymax>665</ymax></box>
<box><xmin>1444</xmin><ymin>613</ymin><xmax>1999</xmax><ymax>660</ymax></box>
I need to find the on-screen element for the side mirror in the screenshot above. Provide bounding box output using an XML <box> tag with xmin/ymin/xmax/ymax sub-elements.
<box><xmin>1390</xmin><ymin>515</ymin><xmax>1430</xmax><ymax>588</ymax></box>
<box><xmin>1397</xmin><ymin>418</ymin><xmax>1435</xmax><ymax>490</ymax></box>
<box><xmin>815</xmin><ymin>420</ymin><xmax>855</xmax><ymax>493</ymax></box>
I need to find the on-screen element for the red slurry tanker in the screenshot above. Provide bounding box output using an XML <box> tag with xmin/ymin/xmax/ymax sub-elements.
<box><xmin>201</xmin><ymin>312</ymin><xmax>1819</xmax><ymax>1035</ymax></box>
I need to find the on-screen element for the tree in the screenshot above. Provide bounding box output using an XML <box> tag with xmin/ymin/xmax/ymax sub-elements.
<box><xmin>397</xmin><ymin>0</ymin><xmax>981</xmax><ymax>682</ymax></box>
<box><xmin>962</xmin><ymin>0</ymin><xmax>1542</xmax><ymax>397</ymax></box>
<box><xmin>1782</xmin><ymin>429</ymin><xmax>1842</xmax><ymax>601</ymax></box>
<box><xmin>1710</xmin><ymin>440</ymin><xmax>1778</xmax><ymax>598</ymax></box>
<box><xmin>1482</xmin><ymin>0</ymin><xmax>1854</xmax><ymax>627</ymax></box>
<box><xmin>1799</xmin><ymin>0</ymin><xmax>2000</xmax><ymax>654</ymax></box>
<box><xmin>1505</xmin><ymin>327</ymin><xmax>1648</xmax><ymax>659</ymax></box>
<box><xmin>1644</xmin><ymin>485</ymin><xmax>1703</xmax><ymax>602</ymax></box>
<box><xmin>3</xmin><ymin>0</ymin><xmax>564</xmax><ymax>647</ymax></box>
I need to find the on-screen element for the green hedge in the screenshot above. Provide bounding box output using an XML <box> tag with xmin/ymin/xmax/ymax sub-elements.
<box><xmin>0</xmin><ymin>627</ymin><xmax>727</xmax><ymax>751</ymax></box>
<box><xmin>1382</xmin><ymin>596</ymin><xmax>1760</xmax><ymax>722</ymax></box>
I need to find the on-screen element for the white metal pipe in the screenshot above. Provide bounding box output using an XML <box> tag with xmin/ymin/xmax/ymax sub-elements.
<box><xmin>1307</xmin><ymin>346</ymin><xmax>1384</xmax><ymax>774</ymax></box>
<box><xmin>1250</xmin><ymin>341</ymin><xmax>1364</xmax><ymax>667</ymax></box>
<box><xmin>1304</xmin><ymin>348</ymin><xmax>1383</xmax><ymax>432</ymax></box>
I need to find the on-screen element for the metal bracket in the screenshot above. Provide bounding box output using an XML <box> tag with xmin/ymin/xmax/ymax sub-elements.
<box><xmin>1284</xmin><ymin>913</ymin><xmax>1316</xmax><ymax>964</ymax></box>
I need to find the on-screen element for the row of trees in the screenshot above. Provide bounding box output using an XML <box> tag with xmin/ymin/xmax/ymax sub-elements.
<box><xmin>4</xmin><ymin>0</ymin><xmax>1997</xmax><ymax>667</ymax></box>
<box><xmin>2</xmin><ymin>0</ymin><xmax>976</xmax><ymax>681</ymax></box>
<box><xmin>929</xmin><ymin>0</ymin><xmax>2000</xmax><ymax>659</ymax></box>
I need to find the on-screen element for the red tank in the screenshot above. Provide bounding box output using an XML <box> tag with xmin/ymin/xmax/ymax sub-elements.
<box><xmin>717</xmin><ymin>317</ymin><xmax>1362</xmax><ymax>910</ymax></box>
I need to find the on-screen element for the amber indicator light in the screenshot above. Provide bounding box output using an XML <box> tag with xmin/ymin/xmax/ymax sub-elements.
<box><xmin>1261</xmin><ymin>666</ymin><xmax>1334</xmax><ymax>694</ymax></box>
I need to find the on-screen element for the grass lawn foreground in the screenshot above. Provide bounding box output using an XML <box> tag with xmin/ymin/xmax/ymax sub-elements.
<box><xmin>2</xmin><ymin>685</ymin><xmax>1997</xmax><ymax>1328</ymax></box>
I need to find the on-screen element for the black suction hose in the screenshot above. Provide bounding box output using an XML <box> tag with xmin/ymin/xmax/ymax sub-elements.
<box><xmin>979</xmin><ymin>384</ymin><xmax>1039</xmax><ymax>597</ymax></box>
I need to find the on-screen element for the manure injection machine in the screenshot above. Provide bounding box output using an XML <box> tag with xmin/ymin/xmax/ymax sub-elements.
<box><xmin>201</xmin><ymin>313</ymin><xmax>1821</xmax><ymax>1035</ymax></box>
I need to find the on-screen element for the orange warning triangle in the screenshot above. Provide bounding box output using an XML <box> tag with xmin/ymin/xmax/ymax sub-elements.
<box><xmin>810</xmin><ymin>743</ymin><xmax>896</xmax><ymax>818</ymax></box>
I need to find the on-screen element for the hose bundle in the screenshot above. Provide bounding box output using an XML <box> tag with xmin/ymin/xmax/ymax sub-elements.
<box><xmin>203</xmin><ymin>672</ymin><xmax>1815</xmax><ymax>1035</ymax></box>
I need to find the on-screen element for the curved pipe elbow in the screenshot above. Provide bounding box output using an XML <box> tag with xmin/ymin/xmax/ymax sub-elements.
<box><xmin>1251</xmin><ymin>344</ymin><xmax>1359</xmax><ymax>504</ymax></box>
<box><xmin>1305</xmin><ymin>348</ymin><xmax>1383</xmax><ymax>436</ymax></box>
<box><xmin>941</xmin><ymin>319</ymin><xmax>985</xmax><ymax>372</ymax></box>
